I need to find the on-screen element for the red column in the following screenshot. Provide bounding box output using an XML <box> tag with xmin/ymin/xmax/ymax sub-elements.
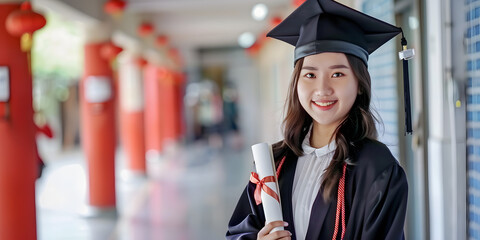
<box><xmin>174</xmin><ymin>72</ymin><xmax>186</xmax><ymax>138</ymax></box>
<box><xmin>158</xmin><ymin>68</ymin><xmax>178</xmax><ymax>142</ymax></box>
<box><xmin>122</xmin><ymin>111</ymin><xmax>146</xmax><ymax>171</ymax></box>
<box><xmin>80</xmin><ymin>42</ymin><xmax>116</xmax><ymax>209</ymax></box>
<box><xmin>118</xmin><ymin>53</ymin><xmax>146</xmax><ymax>174</ymax></box>
<box><xmin>144</xmin><ymin>64</ymin><xmax>163</xmax><ymax>154</ymax></box>
<box><xmin>0</xmin><ymin>3</ymin><xmax>37</xmax><ymax>240</ymax></box>
<box><xmin>160</xmin><ymin>69</ymin><xmax>186</xmax><ymax>142</ymax></box>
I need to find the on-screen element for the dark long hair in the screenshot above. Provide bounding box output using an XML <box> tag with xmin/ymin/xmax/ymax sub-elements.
<box><xmin>274</xmin><ymin>54</ymin><xmax>378</xmax><ymax>200</ymax></box>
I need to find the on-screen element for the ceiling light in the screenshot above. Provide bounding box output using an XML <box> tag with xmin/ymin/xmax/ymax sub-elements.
<box><xmin>238</xmin><ymin>32</ymin><xmax>256</xmax><ymax>48</ymax></box>
<box><xmin>252</xmin><ymin>3</ymin><xmax>268</xmax><ymax>21</ymax></box>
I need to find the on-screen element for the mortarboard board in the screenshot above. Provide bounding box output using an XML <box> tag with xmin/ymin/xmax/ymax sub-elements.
<box><xmin>267</xmin><ymin>0</ymin><xmax>414</xmax><ymax>134</ymax></box>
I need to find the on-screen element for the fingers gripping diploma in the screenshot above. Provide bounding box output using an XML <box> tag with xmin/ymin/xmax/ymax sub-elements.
<box><xmin>257</xmin><ymin>221</ymin><xmax>292</xmax><ymax>240</ymax></box>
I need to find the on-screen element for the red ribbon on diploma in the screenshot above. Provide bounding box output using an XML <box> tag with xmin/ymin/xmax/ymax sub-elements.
<box><xmin>250</xmin><ymin>172</ymin><xmax>280</xmax><ymax>205</ymax></box>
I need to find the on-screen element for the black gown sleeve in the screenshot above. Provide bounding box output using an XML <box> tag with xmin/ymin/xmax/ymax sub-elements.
<box><xmin>226</xmin><ymin>182</ymin><xmax>266</xmax><ymax>240</ymax></box>
<box><xmin>362</xmin><ymin>163</ymin><xmax>408</xmax><ymax>240</ymax></box>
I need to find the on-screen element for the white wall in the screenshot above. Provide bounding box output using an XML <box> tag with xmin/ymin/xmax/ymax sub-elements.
<box><xmin>256</xmin><ymin>40</ymin><xmax>294</xmax><ymax>145</ymax></box>
<box><xmin>425</xmin><ymin>0</ymin><xmax>467</xmax><ymax>238</ymax></box>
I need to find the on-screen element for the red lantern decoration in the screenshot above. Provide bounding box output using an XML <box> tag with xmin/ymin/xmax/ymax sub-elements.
<box><xmin>292</xmin><ymin>0</ymin><xmax>306</xmax><ymax>7</ymax></box>
<box><xmin>104</xmin><ymin>0</ymin><xmax>127</xmax><ymax>17</ymax></box>
<box><xmin>137</xmin><ymin>22</ymin><xmax>154</xmax><ymax>37</ymax></box>
<box><xmin>270</xmin><ymin>16</ymin><xmax>282</xmax><ymax>28</ymax></box>
<box><xmin>100</xmin><ymin>41</ymin><xmax>123</xmax><ymax>62</ymax></box>
<box><xmin>135</xmin><ymin>57</ymin><xmax>148</xmax><ymax>68</ymax></box>
<box><xmin>5</xmin><ymin>1</ymin><xmax>46</xmax><ymax>52</ymax></box>
<box><xmin>155</xmin><ymin>35</ymin><xmax>169</xmax><ymax>47</ymax></box>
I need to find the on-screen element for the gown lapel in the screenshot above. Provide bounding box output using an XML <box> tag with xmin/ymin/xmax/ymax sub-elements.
<box><xmin>304</xmin><ymin>187</ymin><xmax>335</xmax><ymax>239</ymax></box>
<box><xmin>279</xmin><ymin>155</ymin><xmax>297</xmax><ymax>239</ymax></box>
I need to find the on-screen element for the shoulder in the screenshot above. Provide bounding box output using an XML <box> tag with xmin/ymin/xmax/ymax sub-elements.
<box><xmin>353</xmin><ymin>139</ymin><xmax>396</xmax><ymax>164</ymax></box>
<box><xmin>350</xmin><ymin>139</ymin><xmax>403</xmax><ymax>180</ymax></box>
<box><xmin>355</xmin><ymin>139</ymin><xmax>396</xmax><ymax>161</ymax></box>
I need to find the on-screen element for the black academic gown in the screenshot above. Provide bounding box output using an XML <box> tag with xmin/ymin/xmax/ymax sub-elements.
<box><xmin>226</xmin><ymin>139</ymin><xmax>408</xmax><ymax>240</ymax></box>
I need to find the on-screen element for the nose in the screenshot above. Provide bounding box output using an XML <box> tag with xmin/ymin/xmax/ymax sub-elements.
<box><xmin>313</xmin><ymin>75</ymin><xmax>333</xmax><ymax>96</ymax></box>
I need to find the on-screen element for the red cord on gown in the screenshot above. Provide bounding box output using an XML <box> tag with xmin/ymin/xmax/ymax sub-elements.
<box><xmin>332</xmin><ymin>163</ymin><xmax>347</xmax><ymax>240</ymax></box>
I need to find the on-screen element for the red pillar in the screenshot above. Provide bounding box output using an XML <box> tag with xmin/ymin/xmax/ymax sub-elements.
<box><xmin>144</xmin><ymin>64</ymin><xmax>163</xmax><ymax>154</ymax></box>
<box><xmin>80</xmin><ymin>42</ymin><xmax>116</xmax><ymax>209</ymax></box>
<box><xmin>173</xmin><ymin>72</ymin><xmax>186</xmax><ymax>138</ymax></box>
<box><xmin>158</xmin><ymin>68</ymin><xmax>178</xmax><ymax>142</ymax></box>
<box><xmin>118</xmin><ymin>53</ymin><xmax>146</xmax><ymax>173</ymax></box>
<box><xmin>122</xmin><ymin>111</ymin><xmax>146</xmax><ymax>171</ymax></box>
<box><xmin>0</xmin><ymin>3</ymin><xmax>37</xmax><ymax>240</ymax></box>
<box><xmin>161</xmin><ymin>69</ymin><xmax>186</xmax><ymax>141</ymax></box>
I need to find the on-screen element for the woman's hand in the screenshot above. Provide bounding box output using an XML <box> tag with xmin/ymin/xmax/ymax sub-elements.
<box><xmin>257</xmin><ymin>221</ymin><xmax>292</xmax><ymax>240</ymax></box>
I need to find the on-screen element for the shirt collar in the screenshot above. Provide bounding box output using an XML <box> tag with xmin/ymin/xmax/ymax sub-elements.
<box><xmin>301</xmin><ymin>125</ymin><xmax>336</xmax><ymax>158</ymax></box>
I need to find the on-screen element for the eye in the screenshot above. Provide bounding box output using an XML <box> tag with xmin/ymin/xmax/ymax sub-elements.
<box><xmin>304</xmin><ymin>73</ymin><xmax>316</xmax><ymax>78</ymax></box>
<box><xmin>332</xmin><ymin>72</ymin><xmax>344</xmax><ymax>78</ymax></box>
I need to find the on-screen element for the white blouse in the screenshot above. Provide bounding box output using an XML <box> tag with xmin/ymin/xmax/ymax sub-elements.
<box><xmin>292</xmin><ymin>129</ymin><xmax>336</xmax><ymax>240</ymax></box>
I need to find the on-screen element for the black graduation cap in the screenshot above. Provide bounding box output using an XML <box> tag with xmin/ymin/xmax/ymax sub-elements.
<box><xmin>267</xmin><ymin>0</ymin><xmax>414</xmax><ymax>134</ymax></box>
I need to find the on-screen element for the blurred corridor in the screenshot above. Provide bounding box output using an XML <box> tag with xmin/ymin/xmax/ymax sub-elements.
<box><xmin>0</xmin><ymin>0</ymin><xmax>477</xmax><ymax>239</ymax></box>
<box><xmin>36</xmin><ymin>141</ymin><xmax>250</xmax><ymax>240</ymax></box>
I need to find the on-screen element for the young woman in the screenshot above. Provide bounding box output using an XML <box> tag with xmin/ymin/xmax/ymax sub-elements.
<box><xmin>226</xmin><ymin>0</ymin><xmax>409</xmax><ymax>240</ymax></box>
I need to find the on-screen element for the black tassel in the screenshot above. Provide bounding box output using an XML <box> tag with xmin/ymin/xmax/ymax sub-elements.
<box><xmin>402</xmin><ymin>58</ymin><xmax>412</xmax><ymax>134</ymax></box>
<box><xmin>401</xmin><ymin>34</ymin><xmax>413</xmax><ymax>135</ymax></box>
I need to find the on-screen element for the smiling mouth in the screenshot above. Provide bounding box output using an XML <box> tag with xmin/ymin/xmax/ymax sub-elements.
<box><xmin>313</xmin><ymin>101</ymin><xmax>337</xmax><ymax>107</ymax></box>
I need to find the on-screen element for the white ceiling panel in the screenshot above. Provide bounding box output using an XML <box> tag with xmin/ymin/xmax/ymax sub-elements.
<box><xmin>126</xmin><ymin>0</ymin><xmax>292</xmax><ymax>49</ymax></box>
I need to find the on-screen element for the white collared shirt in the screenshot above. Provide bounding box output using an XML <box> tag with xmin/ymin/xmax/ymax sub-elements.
<box><xmin>292</xmin><ymin>128</ymin><xmax>336</xmax><ymax>240</ymax></box>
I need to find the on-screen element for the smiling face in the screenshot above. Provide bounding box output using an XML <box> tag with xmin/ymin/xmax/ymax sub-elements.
<box><xmin>297</xmin><ymin>52</ymin><xmax>359</xmax><ymax>135</ymax></box>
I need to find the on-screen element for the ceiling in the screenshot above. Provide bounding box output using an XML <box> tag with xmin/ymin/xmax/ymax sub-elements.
<box><xmin>35</xmin><ymin>0</ymin><xmax>358</xmax><ymax>51</ymax></box>
<box><xmin>122</xmin><ymin>0</ymin><xmax>292</xmax><ymax>49</ymax></box>
<box><xmin>35</xmin><ymin>0</ymin><xmax>292</xmax><ymax>50</ymax></box>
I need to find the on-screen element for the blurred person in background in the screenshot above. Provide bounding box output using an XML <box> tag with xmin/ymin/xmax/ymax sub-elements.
<box><xmin>222</xmin><ymin>81</ymin><xmax>242</xmax><ymax>150</ymax></box>
<box><xmin>197</xmin><ymin>79</ymin><xmax>224</xmax><ymax>148</ymax></box>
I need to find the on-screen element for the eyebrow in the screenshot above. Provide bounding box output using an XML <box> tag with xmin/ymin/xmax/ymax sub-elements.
<box><xmin>301</xmin><ymin>64</ymin><xmax>349</xmax><ymax>70</ymax></box>
<box><xmin>329</xmin><ymin>64</ymin><xmax>349</xmax><ymax>69</ymax></box>
<box><xmin>301</xmin><ymin>66</ymin><xmax>317</xmax><ymax>70</ymax></box>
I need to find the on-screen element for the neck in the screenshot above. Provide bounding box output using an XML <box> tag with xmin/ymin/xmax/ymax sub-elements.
<box><xmin>310</xmin><ymin>122</ymin><xmax>338</xmax><ymax>148</ymax></box>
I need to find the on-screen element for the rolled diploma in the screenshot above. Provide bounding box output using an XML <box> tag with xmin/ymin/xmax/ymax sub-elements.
<box><xmin>252</xmin><ymin>142</ymin><xmax>284</xmax><ymax>232</ymax></box>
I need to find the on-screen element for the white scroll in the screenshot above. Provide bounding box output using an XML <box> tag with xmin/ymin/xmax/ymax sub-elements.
<box><xmin>251</xmin><ymin>142</ymin><xmax>284</xmax><ymax>233</ymax></box>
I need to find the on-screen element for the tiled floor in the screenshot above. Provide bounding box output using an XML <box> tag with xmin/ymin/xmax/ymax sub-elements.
<box><xmin>36</xmin><ymin>140</ymin><xmax>252</xmax><ymax>240</ymax></box>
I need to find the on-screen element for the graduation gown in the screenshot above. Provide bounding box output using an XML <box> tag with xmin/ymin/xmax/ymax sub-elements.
<box><xmin>226</xmin><ymin>139</ymin><xmax>408</xmax><ymax>240</ymax></box>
